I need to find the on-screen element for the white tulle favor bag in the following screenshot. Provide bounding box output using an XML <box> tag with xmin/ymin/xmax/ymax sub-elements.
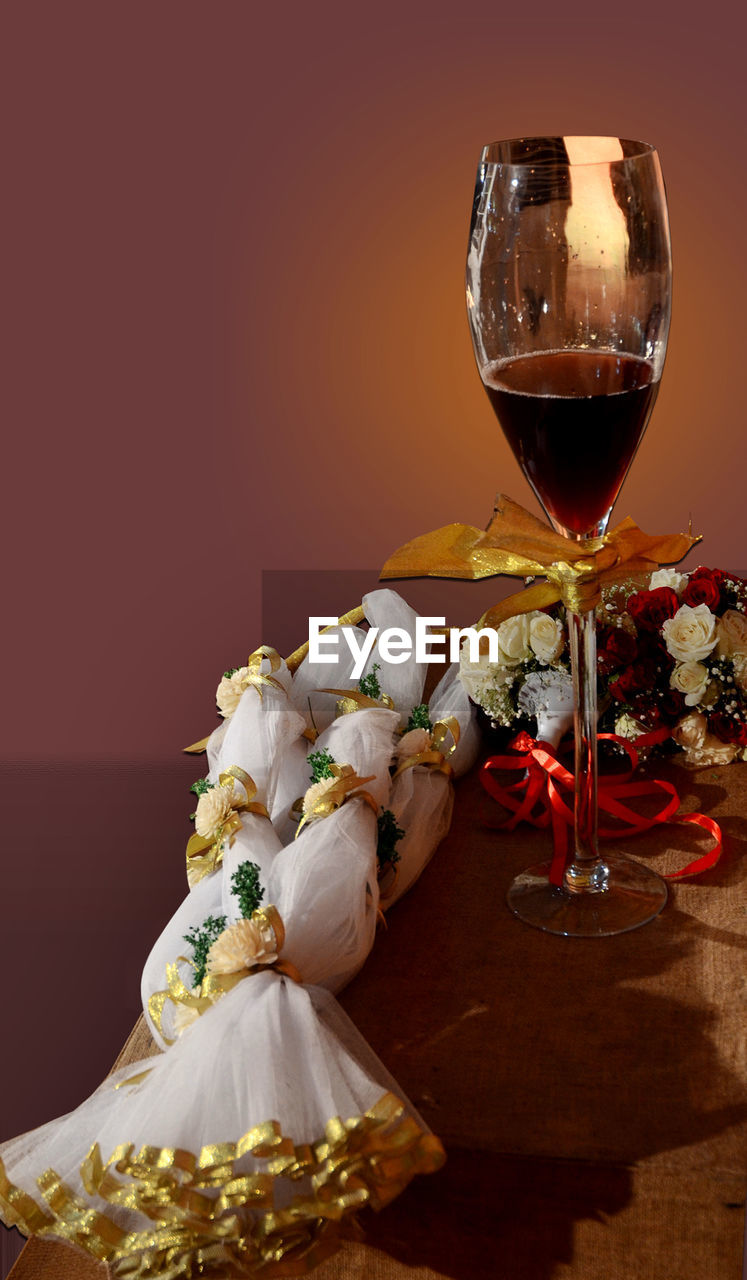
<box><xmin>382</xmin><ymin>661</ymin><xmax>479</xmax><ymax>908</ymax></box>
<box><xmin>0</xmin><ymin>686</ymin><xmax>443</xmax><ymax>1278</ymax></box>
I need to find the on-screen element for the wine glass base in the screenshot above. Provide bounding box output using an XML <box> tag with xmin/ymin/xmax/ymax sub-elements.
<box><xmin>507</xmin><ymin>854</ymin><xmax>667</xmax><ymax>937</ymax></box>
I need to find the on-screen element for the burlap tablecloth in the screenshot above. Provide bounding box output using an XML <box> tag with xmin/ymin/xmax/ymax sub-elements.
<box><xmin>6</xmin><ymin>755</ymin><xmax>747</xmax><ymax>1280</ymax></box>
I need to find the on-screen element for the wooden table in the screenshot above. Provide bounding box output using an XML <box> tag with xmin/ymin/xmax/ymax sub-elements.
<box><xmin>4</xmin><ymin>755</ymin><xmax>747</xmax><ymax>1279</ymax></box>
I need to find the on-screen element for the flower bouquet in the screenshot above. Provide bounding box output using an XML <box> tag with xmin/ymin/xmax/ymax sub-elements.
<box><xmin>460</xmin><ymin>567</ymin><xmax>747</xmax><ymax>767</ymax></box>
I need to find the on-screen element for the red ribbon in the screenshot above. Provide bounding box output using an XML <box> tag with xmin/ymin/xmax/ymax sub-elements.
<box><xmin>480</xmin><ymin>730</ymin><xmax>723</xmax><ymax>887</ymax></box>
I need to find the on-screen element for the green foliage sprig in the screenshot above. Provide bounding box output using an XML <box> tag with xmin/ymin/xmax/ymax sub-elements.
<box><xmin>188</xmin><ymin>776</ymin><xmax>215</xmax><ymax>820</ymax></box>
<box><xmin>190</xmin><ymin>777</ymin><xmax>214</xmax><ymax>797</ymax></box>
<box><xmin>183</xmin><ymin>915</ymin><xmax>227</xmax><ymax>988</ymax></box>
<box><xmin>183</xmin><ymin>860</ymin><xmax>265</xmax><ymax>987</ymax></box>
<box><xmin>406</xmin><ymin>703</ymin><xmax>433</xmax><ymax>732</ymax></box>
<box><xmin>231</xmin><ymin>860</ymin><xmax>264</xmax><ymax>920</ymax></box>
<box><xmin>359</xmin><ymin>662</ymin><xmax>382</xmax><ymax>700</ymax></box>
<box><xmin>308</xmin><ymin>748</ymin><xmax>336</xmax><ymax>782</ymax></box>
<box><xmin>223</xmin><ymin>667</ymin><xmax>240</xmax><ymax>678</ymax></box>
<box><xmin>377</xmin><ymin>808</ymin><xmax>404</xmax><ymax>870</ymax></box>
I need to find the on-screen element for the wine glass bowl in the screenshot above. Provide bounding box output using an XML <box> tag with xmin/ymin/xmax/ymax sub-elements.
<box><xmin>466</xmin><ymin>137</ymin><xmax>673</xmax><ymax>936</ymax></box>
<box><xmin>467</xmin><ymin>136</ymin><xmax>671</xmax><ymax>541</ymax></box>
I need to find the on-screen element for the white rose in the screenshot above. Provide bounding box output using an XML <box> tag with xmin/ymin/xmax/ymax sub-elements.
<box><xmin>495</xmin><ymin>614</ymin><xmax>531</xmax><ymax>667</ymax></box>
<box><xmin>459</xmin><ymin>648</ymin><xmax>509</xmax><ymax>701</ymax></box>
<box><xmin>301</xmin><ymin>775</ymin><xmax>340</xmax><ymax>819</ymax></box>
<box><xmin>216</xmin><ymin>668</ymin><xmax>248</xmax><ymax>718</ymax></box>
<box><xmin>672</xmin><ymin>711</ymin><xmax>736</xmax><ymax>767</ymax></box>
<box><xmin>717</xmin><ymin>609</ymin><xmax>747</xmax><ymax>659</ymax></box>
<box><xmin>661</xmin><ymin>604</ymin><xmax>718</xmax><ymax>663</ymax></box>
<box><xmin>649</xmin><ymin>569</ymin><xmax>687</xmax><ymax>595</ymax></box>
<box><xmin>194</xmin><ymin>787</ymin><xmax>233</xmax><ymax>840</ymax></box>
<box><xmin>395</xmin><ymin>728</ymin><xmax>432</xmax><ymax>758</ymax></box>
<box><xmin>206</xmin><ymin>918</ymin><xmax>277</xmax><ymax>976</ymax></box>
<box><xmin>528</xmin><ymin>612</ymin><xmax>565</xmax><ymax>665</ymax></box>
<box><xmin>669</xmin><ymin>661</ymin><xmax>710</xmax><ymax>707</ymax></box>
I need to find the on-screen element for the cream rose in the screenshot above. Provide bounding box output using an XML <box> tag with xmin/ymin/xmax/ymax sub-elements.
<box><xmin>302</xmin><ymin>775</ymin><xmax>340</xmax><ymax>819</ymax></box>
<box><xmin>496</xmin><ymin>614</ymin><xmax>531</xmax><ymax>667</ymax></box>
<box><xmin>528</xmin><ymin>612</ymin><xmax>564</xmax><ymax>665</ymax></box>
<box><xmin>395</xmin><ymin>727</ymin><xmax>432</xmax><ymax>758</ymax></box>
<box><xmin>216</xmin><ymin>668</ymin><xmax>248</xmax><ymax>718</ymax></box>
<box><xmin>649</xmin><ymin>569</ymin><xmax>687</xmax><ymax>595</ymax></box>
<box><xmin>717</xmin><ymin>609</ymin><xmax>747</xmax><ymax>659</ymax></box>
<box><xmin>459</xmin><ymin>648</ymin><xmax>510</xmax><ymax>701</ymax></box>
<box><xmin>194</xmin><ymin>786</ymin><xmax>233</xmax><ymax>840</ymax></box>
<box><xmin>661</xmin><ymin>604</ymin><xmax>718</xmax><ymax>663</ymax></box>
<box><xmin>206</xmin><ymin>918</ymin><xmax>277</xmax><ymax>976</ymax></box>
<box><xmin>672</xmin><ymin>711</ymin><xmax>737</xmax><ymax>767</ymax></box>
<box><xmin>669</xmin><ymin>660</ymin><xmax>710</xmax><ymax>707</ymax></box>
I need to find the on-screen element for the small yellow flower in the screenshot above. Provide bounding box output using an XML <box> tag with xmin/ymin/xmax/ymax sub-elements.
<box><xmin>206</xmin><ymin>918</ymin><xmax>277</xmax><ymax>976</ymax></box>
<box><xmin>194</xmin><ymin>787</ymin><xmax>233</xmax><ymax>840</ymax></box>
<box><xmin>301</xmin><ymin>775</ymin><xmax>340</xmax><ymax>820</ymax></box>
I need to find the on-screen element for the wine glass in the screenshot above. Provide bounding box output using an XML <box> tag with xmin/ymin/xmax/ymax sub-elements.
<box><xmin>466</xmin><ymin>136</ymin><xmax>672</xmax><ymax>936</ymax></box>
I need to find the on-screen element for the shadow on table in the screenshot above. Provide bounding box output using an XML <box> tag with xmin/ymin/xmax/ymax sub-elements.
<box><xmin>359</xmin><ymin>1149</ymin><xmax>632</xmax><ymax>1280</ymax></box>
<box><xmin>335</xmin><ymin>763</ymin><xmax>747</xmax><ymax>1277</ymax></box>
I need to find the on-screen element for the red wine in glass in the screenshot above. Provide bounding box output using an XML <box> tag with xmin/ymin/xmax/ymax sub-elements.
<box><xmin>482</xmin><ymin>349</ymin><xmax>659</xmax><ymax>536</ymax></box>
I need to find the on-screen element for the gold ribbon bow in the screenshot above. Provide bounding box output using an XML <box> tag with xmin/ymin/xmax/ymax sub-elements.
<box><xmin>185</xmin><ymin>766</ymin><xmax>269</xmax><ymax>888</ymax></box>
<box><xmin>149</xmin><ymin>905</ymin><xmax>299</xmax><ymax>1045</ymax></box>
<box><xmin>294</xmin><ymin>763</ymin><xmax>378</xmax><ymax>838</ymax></box>
<box><xmin>392</xmin><ymin>716</ymin><xmax>460</xmax><ymax>779</ymax></box>
<box><xmin>381</xmin><ymin>494</ymin><xmax>700</xmax><ymax>621</ymax></box>
<box><xmin>185</xmin><ymin>647</ymin><xmax>286</xmax><ymax>755</ymax></box>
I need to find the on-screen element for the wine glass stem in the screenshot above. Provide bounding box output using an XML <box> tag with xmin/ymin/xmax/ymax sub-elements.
<box><xmin>566</xmin><ymin>605</ymin><xmax>608</xmax><ymax>893</ymax></box>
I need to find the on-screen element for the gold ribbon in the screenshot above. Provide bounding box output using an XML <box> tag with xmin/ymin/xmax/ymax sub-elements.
<box><xmin>185</xmin><ymin>647</ymin><xmax>287</xmax><ymax>754</ymax></box>
<box><xmin>148</xmin><ymin>906</ymin><xmax>298</xmax><ymax>1046</ymax></box>
<box><xmin>381</xmin><ymin>493</ymin><xmax>700</xmax><ymax>618</ymax></box>
<box><xmin>0</xmin><ymin>1092</ymin><xmax>444</xmax><ymax>1278</ymax></box>
<box><xmin>294</xmin><ymin>764</ymin><xmax>379</xmax><ymax>838</ymax></box>
<box><xmin>392</xmin><ymin>716</ymin><xmax>460</xmax><ymax>779</ymax></box>
<box><xmin>185</xmin><ymin>766</ymin><xmax>269</xmax><ymax>888</ymax></box>
<box><xmin>320</xmin><ymin>687</ymin><xmax>396</xmax><ymax>715</ymax></box>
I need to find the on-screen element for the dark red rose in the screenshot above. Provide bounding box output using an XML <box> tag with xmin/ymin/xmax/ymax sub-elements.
<box><xmin>635</xmin><ymin>629</ymin><xmax>672</xmax><ymax>665</ymax></box>
<box><xmin>627</xmin><ymin>587</ymin><xmax>680</xmax><ymax>632</ymax></box>
<box><xmin>659</xmin><ymin>689</ymin><xmax>686</xmax><ymax>722</ymax></box>
<box><xmin>631</xmin><ymin>699</ymin><xmax>665</xmax><ymax>728</ymax></box>
<box><xmin>610</xmin><ymin>658</ymin><xmax>658</xmax><ymax>700</ymax></box>
<box><xmin>610</xmin><ymin>668</ymin><xmax>637</xmax><ymax>701</ymax></box>
<box><xmin>690</xmin><ymin>566</ymin><xmax>726</xmax><ymax>586</ymax></box>
<box><xmin>630</xmin><ymin>658</ymin><xmax>659</xmax><ymax>691</ymax></box>
<box><xmin>682</xmin><ymin>573</ymin><xmax>722</xmax><ymax>612</ymax></box>
<box><xmin>597</xmin><ymin>625</ymin><xmax>637</xmax><ymax>672</ymax></box>
<box><xmin>709</xmin><ymin>713</ymin><xmax>747</xmax><ymax>746</ymax></box>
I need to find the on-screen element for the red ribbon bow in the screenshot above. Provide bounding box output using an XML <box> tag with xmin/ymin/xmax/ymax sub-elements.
<box><xmin>481</xmin><ymin>730</ymin><xmax>722</xmax><ymax>887</ymax></box>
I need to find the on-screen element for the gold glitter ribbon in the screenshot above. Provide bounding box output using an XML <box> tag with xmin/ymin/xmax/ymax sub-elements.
<box><xmin>381</xmin><ymin>493</ymin><xmax>700</xmax><ymax>618</ymax></box>
<box><xmin>148</xmin><ymin>906</ymin><xmax>298</xmax><ymax>1045</ymax></box>
<box><xmin>320</xmin><ymin>687</ymin><xmax>396</xmax><ymax>714</ymax></box>
<box><xmin>294</xmin><ymin>764</ymin><xmax>378</xmax><ymax>839</ymax></box>
<box><xmin>186</xmin><ymin>767</ymin><xmax>270</xmax><ymax>888</ymax></box>
<box><xmin>185</xmin><ymin>648</ymin><xmax>287</xmax><ymax>754</ymax></box>
<box><xmin>0</xmin><ymin>1092</ymin><xmax>444</xmax><ymax>1278</ymax></box>
<box><xmin>392</xmin><ymin>716</ymin><xmax>460</xmax><ymax>779</ymax></box>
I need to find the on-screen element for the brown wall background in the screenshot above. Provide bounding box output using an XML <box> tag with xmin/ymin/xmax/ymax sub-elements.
<box><xmin>2</xmin><ymin>1</ymin><xmax>746</xmax><ymax>1136</ymax></box>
